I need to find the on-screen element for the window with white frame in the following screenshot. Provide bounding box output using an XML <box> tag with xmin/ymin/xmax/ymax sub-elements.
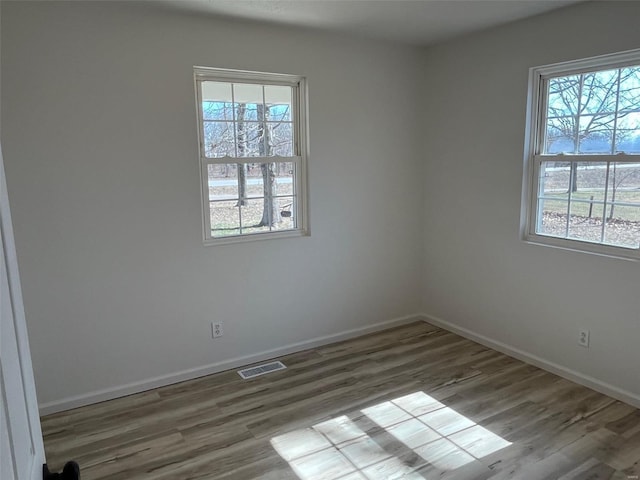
<box><xmin>523</xmin><ymin>50</ymin><xmax>640</xmax><ymax>259</ymax></box>
<box><xmin>194</xmin><ymin>67</ymin><xmax>309</xmax><ymax>244</ymax></box>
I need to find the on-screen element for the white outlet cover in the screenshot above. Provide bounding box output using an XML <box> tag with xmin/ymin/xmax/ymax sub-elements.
<box><xmin>212</xmin><ymin>322</ymin><xmax>224</xmax><ymax>338</ymax></box>
<box><xmin>579</xmin><ymin>330</ymin><xmax>590</xmax><ymax>347</ymax></box>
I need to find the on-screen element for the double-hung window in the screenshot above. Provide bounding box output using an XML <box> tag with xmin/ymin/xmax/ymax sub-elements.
<box><xmin>523</xmin><ymin>50</ymin><xmax>640</xmax><ymax>259</ymax></box>
<box><xmin>194</xmin><ymin>67</ymin><xmax>309</xmax><ymax>245</ymax></box>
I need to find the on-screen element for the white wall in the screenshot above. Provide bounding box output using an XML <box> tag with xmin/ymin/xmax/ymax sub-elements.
<box><xmin>6</xmin><ymin>0</ymin><xmax>640</xmax><ymax>414</ymax></box>
<box><xmin>1</xmin><ymin>1</ymin><xmax>424</xmax><ymax>410</ymax></box>
<box><xmin>421</xmin><ymin>1</ymin><xmax>640</xmax><ymax>401</ymax></box>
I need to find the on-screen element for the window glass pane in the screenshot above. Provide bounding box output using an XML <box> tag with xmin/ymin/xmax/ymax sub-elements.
<box><xmin>203</xmin><ymin>121</ymin><xmax>235</xmax><ymax>158</ymax></box>
<box><xmin>547</xmin><ymin>75</ymin><xmax>580</xmax><ymax>118</ymax></box>
<box><xmin>233</xmin><ymin>83</ymin><xmax>263</xmax><ymax>106</ymax></box>
<box><xmin>271</xmin><ymin>142</ymin><xmax>294</xmax><ymax>157</ymax></box>
<box><xmin>269</xmin><ymin>123</ymin><xmax>293</xmax><ymax>156</ymax></box>
<box><xmin>545</xmin><ymin>75</ymin><xmax>580</xmax><ymax>154</ymax></box>
<box><xmin>603</xmin><ymin>162</ymin><xmax>640</xmax><ymax>248</ymax></box>
<box><xmin>261</xmin><ymin>163</ymin><xmax>279</xmax><ymax>208</ymax></box>
<box><xmin>234</xmin><ymin>102</ymin><xmax>262</xmax><ymax>122</ymax></box>
<box><xmin>606</xmin><ymin>162</ymin><xmax>640</xmax><ymax>203</ymax></box>
<box><xmin>202</xmin><ymin>101</ymin><xmax>234</xmax><ymax>121</ymax></box>
<box><xmin>233</xmin><ymin>84</ymin><xmax>264</xmax><ymax>124</ymax></box>
<box><xmin>268</xmin><ymin>105</ymin><xmax>292</xmax><ymax>123</ymax></box>
<box><xmin>265</xmin><ymin>85</ymin><xmax>292</xmax><ymax>121</ymax></box>
<box><xmin>240</xmin><ymin>199</ymin><xmax>270</xmax><ymax>234</ymax></box>
<box><xmin>208</xmin><ymin>164</ymin><xmax>238</xmax><ymax>201</ymax></box>
<box><xmin>617</xmin><ymin>66</ymin><xmax>640</xmax><ymax>114</ymax></box>
<box><xmin>540</xmin><ymin>161</ymin><xmax>570</xmax><ymax>199</ymax></box>
<box><xmin>564</xmin><ymin>162</ymin><xmax>607</xmax><ymax>243</ymax></box>
<box><xmin>274</xmin><ymin>196</ymin><xmax>296</xmax><ymax>231</ymax></box>
<box><xmin>545</xmin><ymin>117</ymin><xmax>575</xmax><ymax>154</ymax></box>
<box><xmin>537</xmin><ymin>199</ymin><xmax>567</xmax><ymax>237</ymax></box>
<box><xmin>201</xmin><ymin>81</ymin><xmax>232</xmax><ymax>104</ymax></box>
<box><xmin>616</xmin><ymin>131</ymin><xmax>640</xmax><ymax>153</ymax></box>
<box><xmin>604</xmin><ymin>207</ymin><xmax>640</xmax><ymax>248</ymax></box>
<box><xmin>580</xmin><ymin>70</ymin><xmax>618</xmax><ymax>115</ymax></box>
<box><xmin>274</xmin><ymin>162</ymin><xmax>295</xmax><ymax>197</ymax></box>
<box><xmin>578</xmin><ymin>114</ymin><xmax>615</xmax><ymax>153</ymax></box>
<box><xmin>245</xmin><ymin>163</ymin><xmax>265</xmax><ymax>198</ymax></box>
<box><xmin>575</xmin><ymin>162</ymin><xmax>607</xmax><ymax>201</ymax></box>
<box><xmin>210</xmin><ymin>201</ymin><xmax>240</xmax><ymax>237</ymax></box>
<box><xmin>236</xmin><ymin>122</ymin><xmax>267</xmax><ymax>157</ymax></box>
<box><xmin>615</xmin><ymin>112</ymin><xmax>640</xmax><ymax>153</ymax></box>
<box><xmin>567</xmin><ymin>210</ymin><xmax>604</xmax><ymax>244</ymax></box>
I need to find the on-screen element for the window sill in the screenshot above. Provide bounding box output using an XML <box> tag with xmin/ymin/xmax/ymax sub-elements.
<box><xmin>203</xmin><ymin>228</ymin><xmax>309</xmax><ymax>247</ymax></box>
<box><xmin>523</xmin><ymin>233</ymin><xmax>639</xmax><ymax>262</ymax></box>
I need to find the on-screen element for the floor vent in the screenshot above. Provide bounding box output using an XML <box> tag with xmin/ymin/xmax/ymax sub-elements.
<box><xmin>238</xmin><ymin>361</ymin><xmax>287</xmax><ymax>379</ymax></box>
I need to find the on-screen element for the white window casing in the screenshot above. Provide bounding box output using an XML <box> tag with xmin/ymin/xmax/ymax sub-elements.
<box><xmin>194</xmin><ymin>67</ymin><xmax>310</xmax><ymax>245</ymax></box>
<box><xmin>521</xmin><ymin>49</ymin><xmax>640</xmax><ymax>260</ymax></box>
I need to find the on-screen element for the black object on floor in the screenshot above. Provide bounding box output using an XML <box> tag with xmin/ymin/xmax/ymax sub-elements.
<box><xmin>43</xmin><ymin>461</ymin><xmax>80</xmax><ymax>480</ymax></box>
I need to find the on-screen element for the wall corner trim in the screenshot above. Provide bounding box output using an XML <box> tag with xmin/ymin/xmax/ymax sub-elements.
<box><xmin>39</xmin><ymin>313</ymin><xmax>422</xmax><ymax>416</ymax></box>
<box><xmin>419</xmin><ymin>313</ymin><xmax>640</xmax><ymax>409</ymax></box>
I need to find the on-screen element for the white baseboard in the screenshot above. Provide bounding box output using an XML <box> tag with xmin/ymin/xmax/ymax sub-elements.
<box><xmin>43</xmin><ymin>312</ymin><xmax>640</xmax><ymax>416</ymax></box>
<box><xmin>420</xmin><ymin>313</ymin><xmax>640</xmax><ymax>409</ymax></box>
<box><xmin>39</xmin><ymin>314</ymin><xmax>421</xmax><ymax>416</ymax></box>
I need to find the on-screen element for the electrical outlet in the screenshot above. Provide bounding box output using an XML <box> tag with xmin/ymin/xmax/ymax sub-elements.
<box><xmin>212</xmin><ymin>322</ymin><xmax>223</xmax><ymax>338</ymax></box>
<box><xmin>578</xmin><ymin>329</ymin><xmax>590</xmax><ymax>348</ymax></box>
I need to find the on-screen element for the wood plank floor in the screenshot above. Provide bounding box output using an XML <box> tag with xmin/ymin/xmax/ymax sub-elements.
<box><xmin>41</xmin><ymin>322</ymin><xmax>640</xmax><ymax>480</ymax></box>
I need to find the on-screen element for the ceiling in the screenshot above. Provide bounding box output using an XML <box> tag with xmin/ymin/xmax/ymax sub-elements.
<box><xmin>158</xmin><ymin>0</ymin><xmax>584</xmax><ymax>46</ymax></box>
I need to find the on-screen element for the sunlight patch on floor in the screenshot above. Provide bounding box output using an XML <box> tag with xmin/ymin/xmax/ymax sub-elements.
<box><xmin>270</xmin><ymin>391</ymin><xmax>512</xmax><ymax>480</ymax></box>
